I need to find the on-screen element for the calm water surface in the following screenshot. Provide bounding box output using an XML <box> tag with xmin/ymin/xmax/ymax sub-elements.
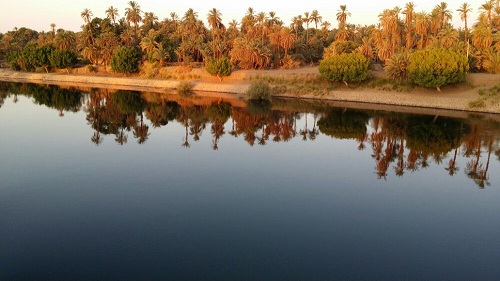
<box><xmin>1</xmin><ymin>83</ymin><xmax>499</xmax><ymax>280</ymax></box>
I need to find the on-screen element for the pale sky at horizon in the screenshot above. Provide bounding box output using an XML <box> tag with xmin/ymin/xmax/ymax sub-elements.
<box><xmin>0</xmin><ymin>0</ymin><xmax>487</xmax><ymax>33</ymax></box>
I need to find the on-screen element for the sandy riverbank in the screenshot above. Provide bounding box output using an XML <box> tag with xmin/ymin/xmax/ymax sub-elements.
<box><xmin>0</xmin><ymin>67</ymin><xmax>499</xmax><ymax>114</ymax></box>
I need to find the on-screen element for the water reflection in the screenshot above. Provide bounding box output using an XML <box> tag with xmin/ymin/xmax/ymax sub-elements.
<box><xmin>1</xmin><ymin>82</ymin><xmax>499</xmax><ymax>188</ymax></box>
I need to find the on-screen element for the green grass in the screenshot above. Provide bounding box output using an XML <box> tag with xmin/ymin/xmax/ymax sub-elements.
<box><xmin>248</xmin><ymin>74</ymin><xmax>414</xmax><ymax>96</ymax></box>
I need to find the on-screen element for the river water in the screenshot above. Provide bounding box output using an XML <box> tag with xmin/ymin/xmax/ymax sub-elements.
<box><xmin>1</xmin><ymin>83</ymin><xmax>499</xmax><ymax>280</ymax></box>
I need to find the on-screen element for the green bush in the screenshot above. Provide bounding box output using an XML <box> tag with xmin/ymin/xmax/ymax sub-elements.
<box><xmin>111</xmin><ymin>47</ymin><xmax>141</xmax><ymax>74</ymax></box>
<box><xmin>49</xmin><ymin>49</ymin><xmax>77</xmax><ymax>71</ymax></box>
<box><xmin>408</xmin><ymin>48</ymin><xmax>468</xmax><ymax>91</ymax></box>
<box><xmin>32</xmin><ymin>45</ymin><xmax>55</xmax><ymax>72</ymax></box>
<box><xmin>205</xmin><ymin>57</ymin><xmax>231</xmax><ymax>80</ymax></box>
<box><xmin>247</xmin><ymin>81</ymin><xmax>271</xmax><ymax>100</ymax></box>
<box><xmin>318</xmin><ymin>53</ymin><xmax>371</xmax><ymax>85</ymax></box>
<box><xmin>6</xmin><ymin>51</ymin><xmax>22</xmax><ymax>70</ymax></box>
<box><xmin>6</xmin><ymin>45</ymin><xmax>55</xmax><ymax>72</ymax></box>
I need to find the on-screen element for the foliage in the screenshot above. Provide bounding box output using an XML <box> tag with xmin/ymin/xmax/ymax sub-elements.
<box><xmin>205</xmin><ymin>57</ymin><xmax>231</xmax><ymax>79</ymax></box>
<box><xmin>247</xmin><ymin>81</ymin><xmax>271</xmax><ymax>100</ymax></box>
<box><xmin>49</xmin><ymin>49</ymin><xmax>78</xmax><ymax>70</ymax></box>
<box><xmin>322</xmin><ymin>41</ymin><xmax>358</xmax><ymax>59</ymax></box>
<box><xmin>230</xmin><ymin>37</ymin><xmax>271</xmax><ymax>69</ymax></box>
<box><xmin>6</xmin><ymin>45</ymin><xmax>54</xmax><ymax>72</ymax></box>
<box><xmin>32</xmin><ymin>45</ymin><xmax>55</xmax><ymax>72</ymax></box>
<box><xmin>482</xmin><ymin>49</ymin><xmax>500</xmax><ymax>74</ymax></box>
<box><xmin>384</xmin><ymin>51</ymin><xmax>410</xmax><ymax>81</ymax></box>
<box><xmin>318</xmin><ymin>53</ymin><xmax>371</xmax><ymax>84</ymax></box>
<box><xmin>110</xmin><ymin>47</ymin><xmax>141</xmax><ymax>74</ymax></box>
<box><xmin>6</xmin><ymin>51</ymin><xmax>22</xmax><ymax>70</ymax></box>
<box><xmin>407</xmin><ymin>48</ymin><xmax>468</xmax><ymax>90</ymax></box>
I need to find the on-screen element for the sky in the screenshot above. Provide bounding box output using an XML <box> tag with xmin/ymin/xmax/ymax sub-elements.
<box><xmin>0</xmin><ymin>0</ymin><xmax>488</xmax><ymax>33</ymax></box>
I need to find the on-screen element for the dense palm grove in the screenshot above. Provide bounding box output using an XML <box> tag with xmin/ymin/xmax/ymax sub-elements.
<box><xmin>0</xmin><ymin>1</ymin><xmax>499</xmax><ymax>74</ymax></box>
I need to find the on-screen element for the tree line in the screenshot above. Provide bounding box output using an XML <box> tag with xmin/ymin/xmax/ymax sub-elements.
<box><xmin>0</xmin><ymin>1</ymin><xmax>499</xmax><ymax>75</ymax></box>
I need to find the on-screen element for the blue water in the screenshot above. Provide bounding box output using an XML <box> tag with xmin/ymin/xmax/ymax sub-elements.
<box><xmin>0</xmin><ymin>85</ymin><xmax>499</xmax><ymax>280</ymax></box>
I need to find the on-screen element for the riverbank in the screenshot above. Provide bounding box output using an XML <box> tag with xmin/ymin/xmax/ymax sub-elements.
<box><xmin>0</xmin><ymin>67</ymin><xmax>499</xmax><ymax>114</ymax></box>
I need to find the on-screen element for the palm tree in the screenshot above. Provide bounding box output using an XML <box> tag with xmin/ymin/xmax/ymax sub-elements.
<box><xmin>55</xmin><ymin>30</ymin><xmax>76</xmax><ymax>51</ymax></box>
<box><xmin>457</xmin><ymin>3</ymin><xmax>472</xmax><ymax>43</ymax></box>
<box><xmin>241</xmin><ymin>7</ymin><xmax>256</xmax><ymax>35</ymax></box>
<box><xmin>125</xmin><ymin>1</ymin><xmax>142</xmax><ymax>42</ymax></box>
<box><xmin>438</xmin><ymin>25</ymin><xmax>459</xmax><ymax>47</ymax></box>
<box><xmin>403</xmin><ymin>2</ymin><xmax>416</xmax><ymax>49</ymax></box>
<box><xmin>140</xmin><ymin>29</ymin><xmax>157</xmax><ymax>54</ymax></box>
<box><xmin>321</xmin><ymin>21</ymin><xmax>331</xmax><ymax>32</ymax></box>
<box><xmin>151</xmin><ymin>45</ymin><xmax>170</xmax><ymax>66</ymax></box>
<box><xmin>268</xmin><ymin>11</ymin><xmax>281</xmax><ymax>26</ymax></box>
<box><xmin>303</xmin><ymin>11</ymin><xmax>311</xmax><ymax>43</ymax></box>
<box><xmin>311</xmin><ymin>10</ymin><xmax>322</xmax><ymax>29</ymax></box>
<box><xmin>471</xmin><ymin>24</ymin><xmax>493</xmax><ymax>52</ymax></box>
<box><xmin>435</xmin><ymin>2</ymin><xmax>452</xmax><ymax>28</ymax></box>
<box><xmin>414</xmin><ymin>11</ymin><xmax>428</xmax><ymax>49</ymax></box>
<box><xmin>207</xmin><ymin>8</ymin><xmax>224</xmax><ymax>59</ymax></box>
<box><xmin>142</xmin><ymin>12</ymin><xmax>158</xmax><ymax>32</ymax></box>
<box><xmin>227</xmin><ymin>20</ymin><xmax>240</xmax><ymax>41</ymax></box>
<box><xmin>50</xmin><ymin>23</ymin><xmax>56</xmax><ymax>35</ymax></box>
<box><xmin>291</xmin><ymin>15</ymin><xmax>303</xmax><ymax>38</ymax></box>
<box><xmin>207</xmin><ymin>8</ymin><xmax>222</xmax><ymax>30</ymax></box>
<box><xmin>81</xmin><ymin>8</ymin><xmax>95</xmax><ymax>45</ymax></box>
<box><xmin>269</xmin><ymin>27</ymin><xmax>295</xmax><ymax>58</ymax></box>
<box><xmin>479</xmin><ymin>0</ymin><xmax>494</xmax><ymax>29</ymax></box>
<box><xmin>336</xmin><ymin>5</ymin><xmax>351</xmax><ymax>29</ymax></box>
<box><xmin>106</xmin><ymin>6</ymin><xmax>119</xmax><ymax>25</ymax></box>
<box><xmin>81</xmin><ymin>8</ymin><xmax>93</xmax><ymax>26</ymax></box>
<box><xmin>336</xmin><ymin>5</ymin><xmax>351</xmax><ymax>42</ymax></box>
<box><xmin>356</xmin><ymin>37</ymin><xmax>374</xmax><ymax>59</ymax></box>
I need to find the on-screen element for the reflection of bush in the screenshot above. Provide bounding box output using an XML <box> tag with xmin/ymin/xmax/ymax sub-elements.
<box><xmin>406</xmin><ymin>116</ymin><xmax>468</xmax><ymax>155</ymax></box>
<box><xmin>246</xmin><ymin>99</ymin><xmax>272</xmax><ymax>115</ymax></box>
<box><xmin>32</xmin><ymin>85</ymin><xmax>82</xmax><ymax>113</ymax></box>
<box><xmin>112</xmin><ymin>90</ymin><xmax>144</xmax><ymax>114</ymax></box>
<box><xmin>207</xmin><ymin>102</ymin><xmax>231</xmax><ymax>123</ymax></box>
<box><xmin>318</xmin><ymin>108</ymin><xmax>369</xmax><ymax>139</ymax></box>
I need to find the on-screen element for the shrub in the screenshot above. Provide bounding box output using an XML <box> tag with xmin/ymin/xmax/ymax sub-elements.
<box><xmin>318</xmin><ymin>53</ymin><xmax>371</xmax><ymax>85</ymax></box>
<box><xmin>111</xmin><ymin>47</ymin><xmax>141</xmax><ymax>74</ymax></box>
<box><xmin>384</xmin><ymin>51</ymin><xmax>410</xmax><ymax>81</ymax></box>
<box><xmin>6</xmin><ymin>51</ymin><xmax>21</xmax><ymax>70</ymax></box>
<box><xmin>407</xmin><ymin>48</ymin><xmax>468</xmax><ymax>91</ymax></box>
<box><xmin>205</xmin><ymin>57</ymin><xmax>231</xmax><ymax>80</ymax></box>
<box><xmin>177</xmin><ymin>81</ymin><xmax>194</xmax><ymax>96</ymax></box>
<box><xmin>6</xmin><ymin>45</ymin><xmax>53</xmax><ymax>72</ymax></box>
<box><xmin>49</xmin><ymin>49</ymin><xmax>77</xmax><ymax>72</ymax></box>
<box><xmin>32</xmin><ymin>45</ymin><xmax>55</xmax><ymax>73</ymax></box>
<box><xmin>247</xmin><ymin>81</ymin><xmax>271</xmax><ymax>100</ymax></box>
